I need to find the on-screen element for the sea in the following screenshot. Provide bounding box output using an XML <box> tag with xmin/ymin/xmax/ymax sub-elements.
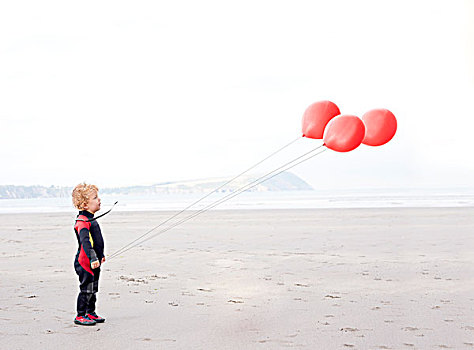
<box><xmin>0</xmin><ymin>188</ymin><xmax>473</xmax><ymax>214</ymax></box>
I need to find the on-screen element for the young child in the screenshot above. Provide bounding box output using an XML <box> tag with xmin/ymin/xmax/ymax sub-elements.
<box><xmin>72</xmin><ymin>183</ymin><xmax>106</xmax><ymax>326</ymax></box>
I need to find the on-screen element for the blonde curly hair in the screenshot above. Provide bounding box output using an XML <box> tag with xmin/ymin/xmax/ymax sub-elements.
<box><xmin>72</xmin><ymin>183</ymin><xmax>99</xmax><ymax>210</ymax></box>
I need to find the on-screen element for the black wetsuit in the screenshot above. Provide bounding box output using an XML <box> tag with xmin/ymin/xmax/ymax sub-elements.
<box><xmin>74</xmin><ymin>210</ymin><xmax>105</xmax><ymax>316</ymax></box>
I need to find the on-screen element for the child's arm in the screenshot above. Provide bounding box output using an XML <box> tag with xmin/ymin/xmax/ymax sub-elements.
<box><xmin>77</xmin><ymin>225</ymin><xmax>99</xmax><ymax>267</ymax></box>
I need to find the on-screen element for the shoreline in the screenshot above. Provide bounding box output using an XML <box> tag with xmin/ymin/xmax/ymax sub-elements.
<box><xmin>1</xmin><ymin>189</ymin><xmax>474</xmax><ymax>215</ymax></box>
<box><xmin>0</xmin><ymin>204</ymin><xmax>474</xmax><ymax>217</ymax></box>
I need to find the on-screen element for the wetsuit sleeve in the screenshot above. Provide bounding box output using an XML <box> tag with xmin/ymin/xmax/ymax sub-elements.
<box><xmin>78</xmin><ymin>227</ymin><xmax>98</xmax><ymax>263</ymax></box>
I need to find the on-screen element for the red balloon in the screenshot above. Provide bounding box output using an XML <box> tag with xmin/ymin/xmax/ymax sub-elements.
<box><xmin>323</xmin><ymin>115</ymin><xmax>366</xmax><ymax>152</ymax></box>
<box><xmin>361</xmin><ymin>109</ymin><xmax>397</xmax><ymax>146</ymax></box>
<box><xmin>302</xmin><ymin>100</ymin><xmax>340</xmax><ymax>139</ymax></box>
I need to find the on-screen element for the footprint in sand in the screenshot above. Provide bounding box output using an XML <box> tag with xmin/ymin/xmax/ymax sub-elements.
<box><xmin>119</xmin><ymin>276</ymin><xmax>136</xmax><ymax>282</ymax></box>
<box><xmin>325</xmin><ymin>294</ymin><xmax>341</xmax><ymax>299</ymax></box>
<box><xmin>157</xmin><ymin>339</ymin><xmax>177</xmax><ymax>343</ymax></box>
<box><xmin>294</xmin><ymin>283</ymin><xmax>310</xmax><ymax>287</ymax></box>
<box><xmin>228</xmin><ymin>299</ymin><xmax>243</xmax><ymax>304</ymax></box>
<box><xmin>148</xmin><ymin>274</ymin><xmax>168</xmax><ymax>280</ymax></box>
<box><xmin>341</xmin><ymin>327</ymin><xmax>359</xmax><ymax>332</ymax></box>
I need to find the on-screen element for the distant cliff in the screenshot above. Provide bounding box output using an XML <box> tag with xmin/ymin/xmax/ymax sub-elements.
<box><xmin>0</xmin><ymin>172</ymin><xmax>312</xmax><ymax>199</ymax></box>
<box><xmin>0</xmin><ymin>185</ymin><xmax>71</xmax><ymax>199</ymax></box>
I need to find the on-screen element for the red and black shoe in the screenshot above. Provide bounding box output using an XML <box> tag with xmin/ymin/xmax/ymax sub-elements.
<box><xmin>86</xmin><ymin>312</ymin><xmax>105</xmax><ymax>323</ymax></box>
<box><xmin>74</xmin><ymin>315</ymin><xmax>96</xmax><ymax>326</ymax></box>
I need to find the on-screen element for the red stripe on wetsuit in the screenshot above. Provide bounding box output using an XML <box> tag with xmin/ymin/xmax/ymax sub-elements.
<box><xmin>75</xmin><ymin>215</ymin><xmax>95</xmax><ymax>275</ymax></box>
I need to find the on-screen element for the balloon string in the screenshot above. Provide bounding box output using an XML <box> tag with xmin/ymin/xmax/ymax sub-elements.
<box><xmin>107</xmin><ymin>135</ymin><xmax>302</xmax><ymax>260</ymax></box>
<box><xmin>135</xmin><ymin>146</ymin><xmax>326</xmax><ymax>247</ymax></box>
<box><xmin>108</xmin><ymin>144</ymin><xmax>326</xmax><ymax>260</ymax></box>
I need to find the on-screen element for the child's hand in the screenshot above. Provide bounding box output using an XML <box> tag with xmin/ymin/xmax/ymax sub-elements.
<box><xmin>101</xmin><ymin>257</ymin><xmax>105</xmax><ymax>264</ymax></box>
<box><xmin>91</xmin><ymin>260</ymin><xmax>100</xmax><ymax>269</ymax></box>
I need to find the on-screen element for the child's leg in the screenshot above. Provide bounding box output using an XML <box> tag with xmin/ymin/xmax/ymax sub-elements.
<box><xmin>86</xmin><ymin>292</ymin><xmax>97</xmax><ymax>314</ymax></box>
<box><xmin>76</xmin><ymin>267</ymin><xmax>95</xmax><ymax>316</ymax></box>
<box><xmin>86</xmin><ymin>268</ymin><xmax>100</xmax><ymax>314</ymax></box>
<box><xmin>77</xmin><ymin>291</ymin><xmax>90</xmax><ymax>316</ymax></box>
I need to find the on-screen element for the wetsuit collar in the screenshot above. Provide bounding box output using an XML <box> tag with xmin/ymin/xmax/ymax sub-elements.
<box><xmin>79</xmin><ymin>210</ymin><xmax>94</xmax><ymax>219</ymax></box>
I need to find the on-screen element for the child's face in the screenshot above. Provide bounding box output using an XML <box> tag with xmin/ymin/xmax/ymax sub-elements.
<box><xmin>84</xmin><ymin>191</ymin><xmax>101</xmax><ymax>213</ymax></box>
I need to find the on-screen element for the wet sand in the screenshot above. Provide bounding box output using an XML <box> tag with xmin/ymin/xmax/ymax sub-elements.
<box><xmin>1</xmin><ymin>208</ymin><xmax>473</xmax><ymax>349</ymax></box>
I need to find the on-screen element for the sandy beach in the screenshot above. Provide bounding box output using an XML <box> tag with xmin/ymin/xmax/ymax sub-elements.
<box><xmin>1</xmin><ymin>207</ymin><xmax>473</xmax><ymax>349</ymax></box>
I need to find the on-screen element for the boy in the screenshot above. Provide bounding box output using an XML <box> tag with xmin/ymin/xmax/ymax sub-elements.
<box><xmin>72</xmin><ymin>183</ymin><xmax>106</xmax><ymax>326</ymax></box>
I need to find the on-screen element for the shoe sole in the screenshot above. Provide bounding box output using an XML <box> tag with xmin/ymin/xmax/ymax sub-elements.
<box><xmin>74</xmin><ymin>320</ymin><xmax>96</xmax><ymax>326</ymax></box>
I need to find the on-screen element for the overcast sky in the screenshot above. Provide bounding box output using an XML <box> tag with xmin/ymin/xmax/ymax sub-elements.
<box><xmin>1</xmin><ymin>0</ymin><xmax>473</xmax><ymax>190</ymax></box>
